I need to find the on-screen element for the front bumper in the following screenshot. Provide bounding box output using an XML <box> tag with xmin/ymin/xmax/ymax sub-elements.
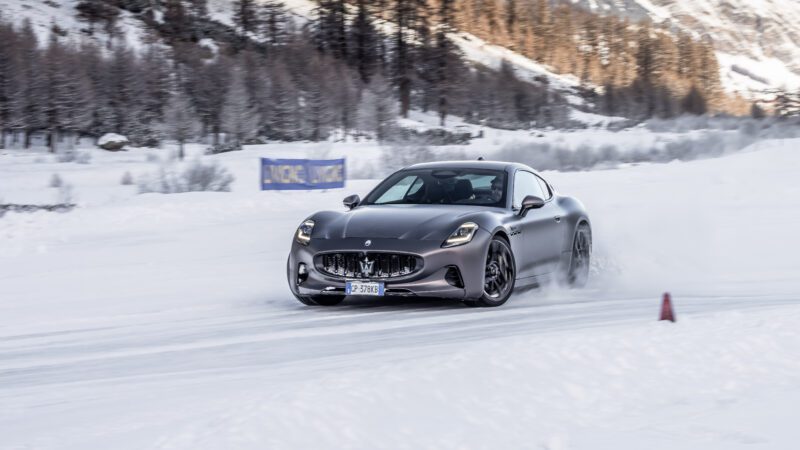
<box><xmin>287</xmin><ymin>230</ymin><xmax>492</xmax><ymax>300</ymax></box>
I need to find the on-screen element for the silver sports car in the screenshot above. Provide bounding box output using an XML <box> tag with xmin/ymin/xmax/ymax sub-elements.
<box><xmin>287</xmin><ymin>160</ymin><xmax>591</xmax><ymax>307</ymax></box>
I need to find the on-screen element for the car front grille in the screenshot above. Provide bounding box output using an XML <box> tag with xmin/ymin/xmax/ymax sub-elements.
<box><xmin>317</xmin><ymin>252</ymin><xmax>422</xmax><ymax>279</ymax></box>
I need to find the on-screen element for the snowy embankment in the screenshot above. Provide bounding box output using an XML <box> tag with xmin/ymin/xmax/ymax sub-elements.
<box><xmin>1</xmin><ymin>136</ymin><xmax>800</xmax><ymax>448</ymax></box>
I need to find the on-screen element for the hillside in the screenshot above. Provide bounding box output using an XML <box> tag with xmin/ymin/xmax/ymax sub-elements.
<box><xmin>0</xmin><ymin>0</ymin><xmax>148</xmax><ymax>48</ymax></box>
<box><xmin>0</xmin><ymin>0</ymin><xmax>791</xmax><ymax>150</ymax></box>
<box><xmin>5</xmin><ymin>0</ymin><xmax>792</xmax><ymax>100</ymax></box>
<box><xmin>571</xmin><ymin>0</ymin><xmax>800</xmax><ymax>95</ymax></box>
<box><xmin>0</xmin><ymin>0</ymin><xmax>583</xmax><ymax>97</ymax></box>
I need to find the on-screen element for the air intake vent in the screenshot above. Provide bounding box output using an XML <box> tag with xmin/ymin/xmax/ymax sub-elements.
<box><xmin>318</xmin><ymin>252</ymin><xmax>422</xmax><ymax>279</ymax></box>
<box><xmin>445</xmin><ymin>266</ymin><xmax>464</xmax><ymax>288</ymax></box>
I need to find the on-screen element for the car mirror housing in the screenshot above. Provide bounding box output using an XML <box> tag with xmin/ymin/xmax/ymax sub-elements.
<box><xmin>343</xmin><ymin>194</ymin><xmax>360</xmax><ymax>210</ymax></box>
<box><xmin>519</xmin><ymin>195</ymin><xmax>545</xmax><ymax>216</ymax></box>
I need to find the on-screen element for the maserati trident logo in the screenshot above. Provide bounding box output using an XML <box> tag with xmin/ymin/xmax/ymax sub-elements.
<box><xmin>364</xmin><ymin>239</ymin><xmax>372</xmax><ymax>247</ymax></box>
<box><xmin>359</xmin><ymin>256</ymin><xmax>375</xmax><ymax>277</ymax></box>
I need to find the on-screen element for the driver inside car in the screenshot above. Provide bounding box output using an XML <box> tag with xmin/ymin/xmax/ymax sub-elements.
<box><xmin>488</xmin><ymin>176</ymin><xmax>504</xmax><ymax>203</ymax></box>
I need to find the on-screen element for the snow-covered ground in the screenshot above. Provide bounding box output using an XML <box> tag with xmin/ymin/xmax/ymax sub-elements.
<box><xmin>1</xmin><ymin>134</ymin><xmax>800</xmax><ymax>449</ymax></box>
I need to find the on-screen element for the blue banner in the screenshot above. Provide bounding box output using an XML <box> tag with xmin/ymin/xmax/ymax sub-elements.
<box><xmin>261</xmin><ymin>158</ymin><xmax>346</xmax><ymax>190</ymax></box>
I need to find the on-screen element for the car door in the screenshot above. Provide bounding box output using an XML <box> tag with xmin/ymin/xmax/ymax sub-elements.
<box><xmin>511</xmin><ymin>170</ymin><xmax>564</xmax><ymax>277</ymax></box>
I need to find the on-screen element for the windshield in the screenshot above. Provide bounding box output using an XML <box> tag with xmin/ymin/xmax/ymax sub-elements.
<box><xmin>363</xmin><ymin>169</ymin><xmax>508</xmax><ymax>207</ymax></box>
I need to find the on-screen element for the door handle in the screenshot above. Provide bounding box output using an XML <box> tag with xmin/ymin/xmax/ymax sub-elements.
<box><xmin>554</xmin><ymin>216</ymin><xmax>561</xmax><ymax>223</ymax></box>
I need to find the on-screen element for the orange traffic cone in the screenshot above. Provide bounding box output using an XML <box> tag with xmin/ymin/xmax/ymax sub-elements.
<box><xmin>659</xmin><ymin>292</ymin><xmax>676</xmax><ymax>322</ymax></box>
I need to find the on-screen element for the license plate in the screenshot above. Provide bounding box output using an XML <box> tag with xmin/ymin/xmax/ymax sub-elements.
<box><xmin>345</xmin><ymin>281</ymin><xmax>385</xmax><ymax>296</ymax></box>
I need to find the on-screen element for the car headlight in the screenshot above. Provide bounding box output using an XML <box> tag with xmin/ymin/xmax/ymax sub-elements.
<box><xmin>443</xmin><ymin>222</ymin><xmax>479</xmax><ymax>248</ymax></box>
<box><xmin>295</xmin><ymin>219</ymin><xmax>315</xmax><ymax>245</ymax></box>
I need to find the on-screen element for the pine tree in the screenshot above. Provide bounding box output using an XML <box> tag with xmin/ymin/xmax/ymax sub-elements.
<box><xmin>681</xmin><ymin>86</ymin><xmax>707</xmax><ymax>116</ymax></box>
<box><xmin>315</xmin><ymin>0</ymin><xmax>349</xmax><ymax>60</ymax></box>
<box><xmin>373</xmin><ymin>0</ymin><xmax>390</xmax><ymax>72</ymax></box>
<box><xmin>751</xmin><ymin>102</ymin><xmax>766</xmax><ymax>119</ymax></box>
<box><xmin>433</xmin><ymin>0</ymin><xmax>459</xmax><ymax>126</ymax></box>
<box><xmin>42</xmin><ymin>36</ymin><xmax>92</xmax><ymax>152</ymax></box>
<box><xmin>303</xmin><ymin>57</ymin><xmax>335</xmax><ymax>142</ymax></box>
<box><xmin>600</xmin><ymin>83</ymin><xmax>617</xmax><ymax>116</ymax></box>
<box><xmin>164</xmin><ymin>92</ymin><xmax>199</xmax><ymax>160</ymax></box>
<box><xmin>695</xmin><ymin>39</ymin><xmax>723</xmax><ymax>112</ymax></box>
<box><xmin>328</xmin><ymin>61</ymin><xmax>359</xmax><ymax>138</ymax></box>
<box><xmin>505</xmin><ymin>0</ymin><xmax>516</xmax><ymax>37</ymax></box>
<box><xmin>676</xmin><ymin>32</ymin><xmax>695</xmax><ymax>80</ymax></box>
<box><xmin>222</xmin><ymin>69</ymin><xmax>260</xmax><ymax>146</ymax></box>
<box><xmin>356</xmin><ymin>74</ymin><xmax>397</xmax><ymax>141</ymax></box>
<box><xmin>579</xmin><ymin>17</ymin><xmax>599</xmax><ymax>83</ymax></box>
<box><xmin>393</xmin><ymin>0</ymin><xmax>420</xmax><ymax>118</ymax></box>
<box><xmin>266</xmin><ymin>61</ymin><xmax>300</xmax><ymax>141</ymax></box>
<box><xmin>349</xmin><ymin>0</ymin><xmax>379</xmax><ymax>84</ymax></box>
<box><xmin>634</xmin><ymin>27</ymin><xmax>657</xmax><ymax>118</ymax></box>
<box><xmin>42</xmin><ymin>35</ymin><xmax>63</xmax><ymax>152</ymax></box>
<box><xmin>532</xmin><ymin>0</ymin><xmax>551</xmax><ymax>62</ymax></box>
<box><xmin>233</xmin><ymin>0</ymin><xmax>258</xmax><ymax>45</ymax></box>
<box><xmin>75</xmin><ymin>0</ymin><xmax>119</xmax><ymax>37</ymax></box>
<box><xmin>414</xmin><ymin>7</ymin><xmax>436</xmax><ymax>113</ymax></box>
<box><xmin>0</xmin><ymin>21</ymin><xmax>16</xmax><ymax>148</ymax></box>
<box><xmin>80</xmin><ymin>40</ymin><xmax>115</xmax><ymax>138</ymax></box>
<box><xmin>259</xmin><ymin>0</ymin><xmax>288</xmax><ymax>48</ymax></box>
<box><xmin>163</xmin><ymin>0</ymin><xmax>190</xmax><ymax>42</ymax></box>
<box><xmin>106</xmin><ymin>45</ymin><xmax>138</xmax><ymax>137</ymax></box>
<box><xmin>134</xmin><ymin>46</ymin><xmax>172</xmax><ymax>146</ymax></box>
<box><xmin>187</xmin><ymin>0</ymin><xmax>208</xmax><ymax>18</ymax></box>
<box><xmin>12</xmin><ymin>21</ymin><xmax>45</xmax><ymax>148</ymax></box>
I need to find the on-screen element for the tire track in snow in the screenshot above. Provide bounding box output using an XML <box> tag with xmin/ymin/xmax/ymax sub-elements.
<box><xmin>1</xmin><ymin>292</ymin><xmax>796</xmax><ymax>391</ymax></box>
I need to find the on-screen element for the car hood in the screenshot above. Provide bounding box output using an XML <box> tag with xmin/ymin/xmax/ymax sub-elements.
<box><xmin>317</xmin><ymin>205</ymin><xmax>494</xmax><ymax>240</ymax></box>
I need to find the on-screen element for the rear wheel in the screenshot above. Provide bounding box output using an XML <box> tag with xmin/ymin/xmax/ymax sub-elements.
<box><xmin>567</xmin><ymin>223</ymin><xmax>591</xmax><ymax>288</ymax></box>
<box><xmin>465</xmin><ymin>236</ymin><xmax>516</xmax><ymax>307</ymax></box>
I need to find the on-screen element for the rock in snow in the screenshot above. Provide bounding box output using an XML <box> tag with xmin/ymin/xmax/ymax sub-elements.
<box><xmin>97</xmin><ymin>133</ymin><xmax>129</xmax><ymax>151</ymax></box>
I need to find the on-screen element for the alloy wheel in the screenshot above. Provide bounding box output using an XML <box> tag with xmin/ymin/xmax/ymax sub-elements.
<box><xmin>484</xmin><ymin>239</ymin><xmax>515</xmax><ymax>299</ymax></box>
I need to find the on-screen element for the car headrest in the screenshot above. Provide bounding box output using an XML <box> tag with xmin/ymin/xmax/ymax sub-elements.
<box><xmin>425</xmin><ymin>182</ymin><xmax>446</xmax><ymax>203</ymax></box>
<box><xmin>453</xmin><ymin>179</ymin><xmax>473</xmax><ymax>201</ymax></box>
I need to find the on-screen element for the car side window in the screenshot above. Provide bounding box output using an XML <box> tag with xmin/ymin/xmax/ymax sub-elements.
<box><xmin>513</xmin><ymin>171</ymin><xmax>545</xmax><ymax>208</ymax></box>
<box><xmin>406</xmin><ymin>177</ymin><xmax>424</xmax><ymax>197</ymax></box>
<box><xmin>374</xmin><ymin>175</ymin><xmax>419</xmax><ymax>204</ymax></box>
<box><xmin>535</xmin><ymin>175</ymin><xmax>552</xmax><ymax>200</ymax></box>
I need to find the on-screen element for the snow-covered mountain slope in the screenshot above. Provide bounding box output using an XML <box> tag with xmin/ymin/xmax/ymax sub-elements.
<box><xmin>0</xmin><ymin>0</ymin><xmax>152</xmax><ymax>49</ymax></box>
<box><xmin>572</xmin><ymin>0</ymin><xmax>800</xmax><ymax>95</ymax></box>
<box><xmin>0</xmin><ymin>0</ymin><xmax>583</xmax><ymax>100</ymax></box>
<box><xmin>6</xmin><ymin>0</ymin><xmax>797</xmax><ymax>99</ymax></box>
<box><xmin>268</xmin><ymin>0</ymin><xmax>586</xmax><ymax>96</ymax></box>
<box><xmin>450</xmin><ymin>31</ymin><xmax>583</xmax><ymax>100</ymax></box>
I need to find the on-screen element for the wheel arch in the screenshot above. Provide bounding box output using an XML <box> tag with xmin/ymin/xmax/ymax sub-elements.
<box><xmin>493</xmin><ymin>229</ymin><xmax>511</xmax><ymax>244</ymax></box>
<box><xmin>569</xmin><ymin>217</ymin><xmax>592</xmax><ymax>251</ymax></box>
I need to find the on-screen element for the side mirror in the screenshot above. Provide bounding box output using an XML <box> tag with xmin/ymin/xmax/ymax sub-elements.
<box><xmin>343</xmin><ymin>194</ymin><xmax>361</xmax><ymax>210</ymax></box>
<box><xmin>519</xmin><ymin>195</ymin><xmax>545</xmax><ymax>216</ymax></box>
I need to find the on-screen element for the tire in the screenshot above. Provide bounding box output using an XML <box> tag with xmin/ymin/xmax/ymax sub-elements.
<box><xmin>567</xmin><ymin>223</ymin><xmax>592</xmax><ymax>288</ymax></box>
<box><xmin>465</xmin><ymin>236</ymin><xmax>516</xmax><ymax>307</ymax></box>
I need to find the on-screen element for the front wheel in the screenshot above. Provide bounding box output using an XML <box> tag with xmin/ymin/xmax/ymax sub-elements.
<box><xmin>465</xmin><ymin>236</ymin><xmax>516</xmax><ymax>307</ymax></box>
<box><xmin>567</xmin><ymin>223</ymin><xmax>592</xmax><ymax>288</ymax></box>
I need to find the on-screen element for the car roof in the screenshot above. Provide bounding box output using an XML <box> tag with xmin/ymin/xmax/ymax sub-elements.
<box><xmin>404</xmin><ymin>160</ymin><xmax>535</xmax><ymax>173</ymax></box>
